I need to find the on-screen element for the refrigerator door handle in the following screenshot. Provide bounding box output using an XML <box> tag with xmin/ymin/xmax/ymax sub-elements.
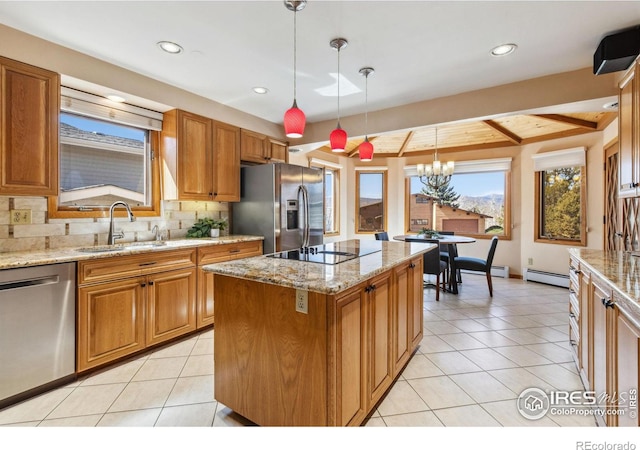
<box><xmin>298</xmin><ymin>184</ymin><xmax>310</xmax><ymax>247</ymax></box>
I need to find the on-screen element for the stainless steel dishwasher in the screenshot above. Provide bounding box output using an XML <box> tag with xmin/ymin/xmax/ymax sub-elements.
<box><xmin>0</xmin><ymin>262</ymin><xmax>76</xmax><ymax>407</ymax></box>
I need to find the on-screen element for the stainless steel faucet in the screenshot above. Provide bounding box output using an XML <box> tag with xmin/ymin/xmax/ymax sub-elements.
<box><xmin>108</xmin><ymin>201</ymin><xmax>135</xmax><ymax>245</ymax></box>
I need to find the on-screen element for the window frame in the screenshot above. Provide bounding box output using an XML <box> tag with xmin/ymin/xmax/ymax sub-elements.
<box><xmin>404</xmin><ymin>169</ymin><xmax>512</xmax><ymax>240</ymax></box>
<box><xmin>309</xmin><ymin>159</ymin><xmax>341</xmax><ymax>236</ymax></box>
<box><xmin>48</xmin><ymin>129</ymin><xmax>161</xmax><ymax>219</ymax></box>
<box><xmin>534</xmin><ymin>166</ymin><xmax>587</xmax><ymax>246</ymax></box>
<box><xmin>355</xmin><ymin>169</ymin><xmax>388</xmax><ymax>234</ymax></box>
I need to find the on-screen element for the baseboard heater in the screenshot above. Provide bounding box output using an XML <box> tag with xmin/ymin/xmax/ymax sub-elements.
<box><xmin>523</xmin><ymin>268</ymin><xmax>569</xmax><ymax>288</ymax></box>
<box><xmin>460</xmin><ymin>265</ymin><xmax>510</xmax><ymax>278</ymax></box>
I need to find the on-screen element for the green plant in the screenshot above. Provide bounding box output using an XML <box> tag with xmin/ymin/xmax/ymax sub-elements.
<box><xmin>186</xmin><ymin>217</ymin><xmax>227</xmax><ymax>238</ymax></box>
<box><xmin>419</xmin><ymin>227</ymin><xmax>441</xmax><ymax>238</ymax></box>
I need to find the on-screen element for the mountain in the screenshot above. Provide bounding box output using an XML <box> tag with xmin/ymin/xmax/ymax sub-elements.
<box><xmin>458</xmin><ymin>193</ymin><xmax>505</xmax><ymax>227</ymax></box>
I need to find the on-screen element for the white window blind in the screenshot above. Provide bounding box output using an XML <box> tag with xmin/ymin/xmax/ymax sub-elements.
<box><xmin>532</xmin><ymin>147</ymin><xmax>586</xmax><ymax>171</ymax></box>
<box><xmin>404</xmin><ymin>157</ymin><xmax>511</xmax><ymax>177</ymax></box>
<box><xmin>61</xmin><ymin>87</ymin><xmax>163</xmax><ymax>131</ymax></box>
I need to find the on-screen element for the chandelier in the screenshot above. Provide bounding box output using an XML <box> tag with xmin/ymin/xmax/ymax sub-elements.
<box><xmin>416</xmin><ymin>128</ymin><xmax>454</xmax><ymax>190</ymax></box>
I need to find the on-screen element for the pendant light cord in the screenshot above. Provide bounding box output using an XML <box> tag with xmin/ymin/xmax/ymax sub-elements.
<box><xmin>364</xmin><ymin>72</ymin><xmax>369</xmax><ymax>138</ymax></box>
<box><xmin>337</xmin><ymin>46</ymin><xmax>341</xmax><ymax>126</ymax></box>
<box><xmin>434</xmin><ymin>128</ymin><xmax>438</xmax><ymax>161</ymax></box>
<box><xmin>293</xmin><ymin>8</ymin><xmax>297</xmax><ymax>102</ymax></box>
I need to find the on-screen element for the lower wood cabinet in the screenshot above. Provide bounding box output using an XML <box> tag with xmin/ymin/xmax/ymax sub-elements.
<box><xmin>570</xmin><ymin>253</ymin><xmax>640</xmax><ymax>427</ymax></box>
<box><xmin>77</xmin><ymin>249</ymin><xmax>197</xmax><ymax>372</ymax></box>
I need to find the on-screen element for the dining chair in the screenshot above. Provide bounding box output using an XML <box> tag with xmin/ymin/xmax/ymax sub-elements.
<box><xmin>374</xmin><ymin>231</ymin><xmax>389</xmax><ymax>241</ymax></box>
<box><xmin>406</xmin><ymin>238</ymin><xmax>448</xmax><ymax>301</ymax></box>
<box><xmin>437</xmin><ymin>231</ymin><xmax>461</xmax><ymax>284</ymax></box>
<box><xmin>453</xmin><ymin>236</ymin><xmax>499</xmax><ymax>297</ymax></box>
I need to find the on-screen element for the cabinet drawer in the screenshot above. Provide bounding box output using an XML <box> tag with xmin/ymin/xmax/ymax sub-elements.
<box><xmin>569</xmin><ymin>291</ymin><xmax>580</xmax><ymax>317</ymax></box>
<box><xmin>198</xmin><ymin>240</ymin><xmax>263</xmax><ymax>265</ymax></box>
<box><xmin>78</xmin><ymin>249</ymin><xmax>197</xmax><ymax>285</ymax></box>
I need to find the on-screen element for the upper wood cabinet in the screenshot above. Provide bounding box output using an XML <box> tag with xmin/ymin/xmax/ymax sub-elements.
<box><xmin>161</xmin><ymin>109</ymin><xmax>240</xmax><ymax>202</ymax></box>
<box><xmin>0</xmin><ymin>56</ymin><xmax>59</xmax><ymax>196</ymax></box>
<box><xmin>240</xmin><ymin>129</ymin><xmax>288</xmax><ymax>164</ymax></box>
<box><xmin>618</xmin><ymin>58</ymin><xmax>640</xmax><ymax>198</ymax></box>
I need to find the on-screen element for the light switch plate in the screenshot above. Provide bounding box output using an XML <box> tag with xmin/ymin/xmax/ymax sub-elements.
<box><xmin>10</xmin><ymin>209</ymin><xmax>32</xmax><ymax>224</ymax></box>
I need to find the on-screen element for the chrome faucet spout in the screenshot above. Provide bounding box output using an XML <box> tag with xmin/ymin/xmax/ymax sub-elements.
<box><xmin>108</xmin><ymin>201</ymin><xmax>135</xmax><ymax>245</ymax></box>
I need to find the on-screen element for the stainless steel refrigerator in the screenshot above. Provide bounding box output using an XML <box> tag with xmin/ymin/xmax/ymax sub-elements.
<box><xmin>232</xmin><ymin>163</ymin><xmax>323</xmax><ymax>254</ymax></box>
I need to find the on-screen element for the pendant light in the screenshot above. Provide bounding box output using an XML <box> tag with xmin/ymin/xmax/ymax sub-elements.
<box><xmin>329</xmin><ymin>38</ymin><xmax>348</xmax><ymax>152</ymax></box>
<box><xmin>283</xmin><ymin>0</ymin><xmax>307</xmax><ymax>138</ymax></box>
<box><xmin>358</xmin><ymin>67</ymin><xmax>375</xmax><ymax>161</ymax></box>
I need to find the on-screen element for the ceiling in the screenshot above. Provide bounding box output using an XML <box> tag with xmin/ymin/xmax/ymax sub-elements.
<box><xmin>0</xmin><ymin>1</ymin><xmax>636</xmax><ymax>153</ymax></box>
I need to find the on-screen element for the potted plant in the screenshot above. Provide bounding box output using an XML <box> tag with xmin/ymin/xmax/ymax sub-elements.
<box><xmin>419</xmin><ymin>227</ymin><xmax>440</xmax><ymax>239</ymax></box>
<box><xmin>186</xmin><ymin>217</ymin><xmax>227</xmax><ymax>238</ymax></box>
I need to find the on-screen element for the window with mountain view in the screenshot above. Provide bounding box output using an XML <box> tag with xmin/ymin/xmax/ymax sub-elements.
<box><xmin>406</xmin><ymin>169</ymin><xmax>510</xmax><ymax>238</ymax></box>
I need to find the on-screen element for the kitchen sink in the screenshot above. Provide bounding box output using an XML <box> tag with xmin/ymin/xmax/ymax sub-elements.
<box><xmin>76</xmin><ymin>241</ymin><xmax>167</xmax><ymax>253</ymax></box>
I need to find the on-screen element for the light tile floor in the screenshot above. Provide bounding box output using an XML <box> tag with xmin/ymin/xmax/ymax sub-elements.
<box><xmin>0</xmin><ymin>275</ymin><xmax>598</xmax><ymax>427</ymax></box>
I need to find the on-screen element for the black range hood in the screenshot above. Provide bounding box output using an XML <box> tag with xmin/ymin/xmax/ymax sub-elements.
<box><xmin>594</xmin><ymin>25</ymin><xmax>640</xmax><ymax>75</ymax></box>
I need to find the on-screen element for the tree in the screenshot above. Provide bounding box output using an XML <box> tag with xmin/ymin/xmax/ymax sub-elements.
<box><xmin>542</xmin><ymin>167</ymin><xmax>581</xmax><ymax>239</ymax></box>
<box><xmin>420</xmin><ymin>175</ymin><xmax>460</xmax><ymax>208</ymax></box>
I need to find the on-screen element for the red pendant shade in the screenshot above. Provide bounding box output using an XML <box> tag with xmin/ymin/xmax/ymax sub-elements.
<box><xmin>330</xmin><ymin>126</ymin><xmax>347</xmax><ymax>152</ymax></box>
<box><xmin>284</xmin><ymin>100</ymin><xmax>306</xmax><ymax>138</ymax></box>
<box><xmin>359</xmin><ymin>137</ymin><xmax>374</xmax><ymax>161</ymax></box>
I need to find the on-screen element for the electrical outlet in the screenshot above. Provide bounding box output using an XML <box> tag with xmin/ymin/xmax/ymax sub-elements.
<box><xmin>10</xmin><ymin>209</ymin><xmax>32</xmax><ymax>224</ymax></box>
<box><xmin>295</xmin><ymin>289</ymin><xmax>308</xmax><ymax>314</ymax></box>
<box><xmin>527</xmin><ymin>257</ymin><xmax>533</xmax><ymax>265</ymax></box>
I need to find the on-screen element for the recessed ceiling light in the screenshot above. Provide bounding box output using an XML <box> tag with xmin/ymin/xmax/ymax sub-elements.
<box><xmin>157</xmin><ymin>41</ymin><xmax>183</xmax><ymax>54</ymax></box>
<box><xmin>253</xmin><ymin>87</ymin><xmax>269</xmax><ymax>94</ymax></box>
<box><xmin>490</xmin><ymin>43</ymin><xmax>517</xmax><ymax>57</ymax></box>
<box><xmin>105</xmin><ymin>94</ymin><xmax>126</xmax><ymax>103</ymax></box>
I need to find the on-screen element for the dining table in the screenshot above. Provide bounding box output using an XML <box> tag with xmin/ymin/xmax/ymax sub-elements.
<box><xmin>393</xmin><ymin>234</ymin><xmax>476</xmax><ymax>294</ymax></box>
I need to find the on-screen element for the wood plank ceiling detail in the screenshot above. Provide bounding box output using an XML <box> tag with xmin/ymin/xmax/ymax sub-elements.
<box><xmin>317</xmin><ymin>112</ymin><xmax>617</xmax><ymax>158</ymax></box>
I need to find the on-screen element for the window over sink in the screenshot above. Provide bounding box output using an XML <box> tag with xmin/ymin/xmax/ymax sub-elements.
<box><xmin>48</xmin><ymin>88</ymin><xmax>163</xmax><ymax>218</ymax></box>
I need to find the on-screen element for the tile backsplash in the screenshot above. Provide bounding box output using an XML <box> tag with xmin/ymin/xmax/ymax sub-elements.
<box><xmin>0</xmin><ymin>196</ymin><xmax>229</xmax><ymax>253</ymax></box>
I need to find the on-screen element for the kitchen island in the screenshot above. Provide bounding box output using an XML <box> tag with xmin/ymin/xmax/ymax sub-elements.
<box><xmin>203</xmin><ymin>239</ymin><xmax>436</xmax><ymax>426</ymax></box>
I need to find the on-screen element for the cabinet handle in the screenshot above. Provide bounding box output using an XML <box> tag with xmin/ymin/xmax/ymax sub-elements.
<box><xmin>149</xmin><ymin>281</ymin><xmax>154</xmax><ymax>286</ymax></box>
<box><xmin>371</xmin><ymin>284</ymin><xmax>376</xmax><ymax>291</ymax></box>
<box><xmin>601</xmin><ymin>298</ymin><xmax>615</xmax><ymax>309</ymax></box>
<box><xmin>141</xmin><ymin>283</ymin><xmax>146</xmax><ymax>288</ymax></box>
<box><xmin>570</xmin><ymin>339</ymin><xmax>577</xmax><ymax>347</ymax></box>
<box><xmin>570</xmin><ymin>268</ymin><xmax>581</xmax><ymax>274</ymax></box>
<box><xmin>409</xmin><ymin>262</ymin><xmax>415</xmax><ymax>269</ymax></box>
<box><xmin>569</xmin><ymin>289</ymin><xmax>576</xmax><ymax>294</ymax></box>
<box><xmin>229</xmin><ymin>249</ymin><xmax>240</xmax><ymax>254</ymax></box>
<box><xmin>364</xmin><ymin>286</ymin><xmax>372</xmax><ymax>293</ymax></box>
<box><xmin>139</xmin><ymin>262</ymin><xmax>157</xmax><ymax>267</ymax></box>
<box><xmin>569</xmin><ymin>312</ymin><xmax>576</xmax><ymax>318</ymax></box>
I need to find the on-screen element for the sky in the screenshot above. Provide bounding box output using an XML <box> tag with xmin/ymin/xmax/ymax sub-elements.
<box><xmin>61</xmin><ymin>113</ymin><xmax>144</xmax><ymax>140</ymax></box>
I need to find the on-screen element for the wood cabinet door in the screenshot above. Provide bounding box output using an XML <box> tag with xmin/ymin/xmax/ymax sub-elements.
<box><xmin>333</xmin><ymin>285</ymin><xmax>368</xmax><ymax>426</ymax></box>
<box><xmin>197</xmin><ymin>266</ymin><xmax>215</xmax><ymax>328</ymax></box>
<box><xmin>615</xmin><ymin>311</ymin><xmax>640</xmax><ymax>427</ymax></box>
<box><xmin>392</xmin><ymin>260</ymin><xmax>411</xmax><ymax>375</ymax></box>
<box><xmin>269</xmin><ymin>139</ymin><xmax>288</xmax><ymax>163</ymax></box>
<box><xmin>177</xmin><ymin>111</ymin><xmax>213</xmax><ymax>200</ymax></box>
<box><xmin>580</xmin><ymin>268</ymin><xmax>592</xmax><ymax>387</ymax></box>
<box><xmin>367</xmin><ymin>272</ymin><xmax>393</xmax><ymax>408</ymax></box>
<box><xmin>410</xmin><ymin>255</ymin><xmax>424</xmax><ymax>349</ymax></box>
<box><xmin>240</xmin><ymin>129</ymin><xmax>267</xmax><ymax>163</ymax></box>
<box><xmin>0</xmin><ymin>57</ymin><xmax>59</xmax><ymax>196</ymax></box>
<box><xmin>146</xmin><ymin>268</ymin><xmax>197</xmax><ymax>346</ymax></box>
<box><xmin>618</xmin><ymin>63</ymin><xmax>637</xmax><ymax>197</ymax></box>
<box><xmin>212</xmin><ymin>121</ymin><xmax>240</xmax><ymax>201</ymax></box>
<box><xmin>77</xmin><ymin>277</ymin><xmax>146</xmax><ymax>372</ymax></box>
<box><xmin>591</xmin><ymin>277</ymin><xmax>613</xmax><ymax>423</ymax></box>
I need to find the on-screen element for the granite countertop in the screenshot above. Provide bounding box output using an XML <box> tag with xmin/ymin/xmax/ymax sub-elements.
<box><xmin>569</xmin><ymin>248</ymin><xmax>640</xmax><ymax>326</ymax></box>
<box><xmin>202</xmin><ymin>239</ymin><xmax>437</xmax><ymax>295</ymax></box>
<box><xmin>0</xmin><ymin>235</ymin><xmax>264</xmax><ymax>270</ymax></box>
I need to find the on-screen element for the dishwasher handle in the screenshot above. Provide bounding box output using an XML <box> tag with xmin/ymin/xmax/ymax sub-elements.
<box><xmin>0</xmin><ymin>275</ymin><xmax>60</xmax><ymax>292</ymax></box>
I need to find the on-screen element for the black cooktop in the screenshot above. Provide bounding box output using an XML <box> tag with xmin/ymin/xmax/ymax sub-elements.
<box><xmin>266</xmin><ymin>241</ymin><xmax>382</xmax><ymax>265</ymax></box>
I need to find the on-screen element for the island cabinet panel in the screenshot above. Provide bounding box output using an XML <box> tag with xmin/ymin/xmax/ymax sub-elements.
<box><xmin>578</xmin><ymin>264</ymin><xmax>592</xmax><ymax>387</ymax></box>
<box><xmin>214</xmin><ymin>276</ymin><xmax>328</xmax><ymax>426</ymax></box>
<box><xmin>590</xmin><ymin>274</ymin><xmax>615</xmax><ymax>424</ymax></box>
<box><xmin>146</xmin><ymin>267</ymin><xmax>197</xmax><ymax>346</ymax></box>
<box><xmin>366</xmin><ymin>272</ymin><xmax>393</xmax><ymax>408</ymax></box>
<box><xmin>0</xmin><ymin>56</ymin><xmax>59</xmax><ymax>196</ymax></box>
<box><xmin>330</xmin><ymin>286</ymin><xmax>367</xmax><ymax>426</ymax></box>
<box><xmin>393</xmin><ymin>255</ymin><xmax>424</xmax><ymax>374</ymax></box>
<box><xmin>77</xmin><ymin>278</ymin><xmax>146</xmax><ymax>372</ymax></box>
